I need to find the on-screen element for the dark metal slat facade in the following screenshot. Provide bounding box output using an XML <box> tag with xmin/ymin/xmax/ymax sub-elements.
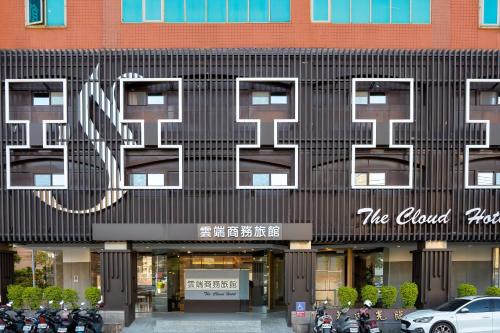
<box><xmin>0</xmin><ymin>49</ymin><xmax>498</xmax><ymax>244</ymax></box>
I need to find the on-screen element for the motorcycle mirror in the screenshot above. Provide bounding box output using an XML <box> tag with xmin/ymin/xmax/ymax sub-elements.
<box><xmin>59</xmin><ymin>301</ymin><xmax>64</xmax><ymax>305</ymax></box>
<box><xmin>39</xmin><ymin>305</ymin><xmax>44</xmax><ymax>309</ymax></box>
<box><xmin>7</xmin><ymin>301</ymin><xmax>13</xmax><ymax>307</ymax></box>
<box><xmin>323</xmin><ymin>300</ymin><xmax>328</xmax><ymax>305</ymax></box>
<box><xmin>48</xmin><ymin>300</ymin><xmax>53</xmax><ymax>305</ymax></box>
<box><xmin>347</xmin><ymin>301</ymin><xmax>351</xmax><ymax>306</ymax></box>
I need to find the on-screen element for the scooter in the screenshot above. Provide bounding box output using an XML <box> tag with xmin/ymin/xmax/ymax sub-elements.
<box><xmin>0</xmin><ymin>302</ymin><xmax>26</xmax><ymax>333</ymax></box>
<box><xmin>313</xmin><ymin>301</ymin><xmax>337</xmax><ymax>333</ymax></box>
<box><xmin>335</xmin><ymin>302</ymin><xmax>359</xmax><ymax>333</ymax></box>
<box><xmin>72</xmin><ymin>301</ymin><xmax>104</xmax><ymax>333</ymax></box>
<box><xmin>357</xmin><ymin>300</ymin><xmax>381</xmax><ymax>333</ymax></box>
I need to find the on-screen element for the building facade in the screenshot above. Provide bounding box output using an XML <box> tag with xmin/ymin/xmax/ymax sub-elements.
<box><xmin>0</xmin><ymin>0</ymin><xmax>500</xmax><ymax>327</ymax></box>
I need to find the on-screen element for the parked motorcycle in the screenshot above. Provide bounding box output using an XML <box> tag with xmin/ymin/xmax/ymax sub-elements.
<box><xmin>335</xmin><ymin>302</ymin><xmax>359</xmax><ymax>333</ymax></box>
<box><xmin>313</xmin><ymin>301</ymin><xmax>337</xmax><ymax>333</ymax></box>
<box><xmin>357</xmin><ymin>300</ymin><xmax>381</xmax><ymax>333</ymax></box>
<box><xmin>0</xmin><ymin>302</ymin><xmax>26</xmax><ymax>333</ymax></box>
<box><xmin>71</xmin><ymin>301</ymin><xmax>104</xmax><ymax>333</ymax></box>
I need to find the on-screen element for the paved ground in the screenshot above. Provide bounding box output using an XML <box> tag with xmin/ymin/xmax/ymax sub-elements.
<box><xmin>122</xmin><ymin>311</ymin><xmax>294</xmax><ymax>333</ymax></box>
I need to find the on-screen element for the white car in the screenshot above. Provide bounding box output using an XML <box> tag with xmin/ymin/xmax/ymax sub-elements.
<box><xmin>400</xmin><ymin>296</ymin><xmax>500</xmax><ymax>333</ymax></box>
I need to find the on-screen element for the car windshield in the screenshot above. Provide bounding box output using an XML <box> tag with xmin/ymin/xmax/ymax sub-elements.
<box><xmin>435</xmin><ymin>299</ymin><xmax>469</xmax><ymax>311</ymax></box>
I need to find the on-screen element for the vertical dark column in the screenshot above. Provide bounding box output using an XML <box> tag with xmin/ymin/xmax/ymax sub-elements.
<box><xmin>412</xmin><ymin>246</ymin><xmax>452</xmax><ymax>309</ymax></box>
<box><xmin>284</xmin><ymin>250</ymin><xmax>316</xmax><ymax>325</ymax></box>
<box><xmin>100</xmin><ymin>249</ymin><xmax>137</xmax><ymax>326</ymax></box>
<box><xmin>0</xmin><ymin>248</ymin><xmax>14</xmax><ymax>304</ymax></box>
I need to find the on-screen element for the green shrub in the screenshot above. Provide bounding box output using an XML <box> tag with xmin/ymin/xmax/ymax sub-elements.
<box><xmin>22</xmin><ymin>287</ymin><xmax>43</xmax><ymax>310</ymax></box>
<box><xmin>485</xmin><ymin>286</ymin><xmax>500</xmax><ymax>296</ymax></box>
<box><xmin>457</xmin><ymin>283</ymin><xmax>477</xmax><ymax>297</ymax></box>
<box><xmin>338</xmin><ymin>286</ymin><xmax>358</xmax><ymax>308</ymax></box>
<box><xmin>400</xmin><ymin>282</ymin><xmax>418</xmax><ymax>308</ymax></box>
<box><xmin>62</xmin><ymin>289</ymin><xmax>79</xmax><ymax>309</ymax></box>
<box><xmin>380</xmin><ymin>285</ymin><xmax>398</xmax><ymax>308</ymax></box>
<box><xmin>44</xmin><ymin>286</ymin><xmax>63</xmax><ymax>304</ymax></box>
<box><xmin>84</xmin><ymin>287</ymin><xmax>101</xmax><ymax>307</ymax></box>
<box><xmin>7</xmin><ymin>285</ymin><xmax>25</xmax><ymax>309</ymax></box>
<box><xmin>360</xmin><ymin>285</ymin><xmax>378</xmax><ymax>305</ymax></box>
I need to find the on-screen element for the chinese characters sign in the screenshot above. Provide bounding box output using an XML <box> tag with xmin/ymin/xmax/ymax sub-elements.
<box><xmin>185</xmin><ymin>278</ymin><xmax>239</xmax><ymax>291</ymax></box>
<box><xmin>197</xmin><ymin>224</ymin><xmax>281</xmax><ymax>240</ymax></box>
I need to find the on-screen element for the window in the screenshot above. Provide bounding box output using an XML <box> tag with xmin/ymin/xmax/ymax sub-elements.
<box><xmin>355</xmin><ymin>92</ymin><xmax>387</xmax><ymax>105</ymax></box>
<box><xmin>355</xmin><ymin>173</ymin><xmax>368</xmax><ymax>186</ymax></box>
<box><xmin>252</xmin><ymin>92</ymin><xmax>289</xmax><ymax>105</ymax></box>
<box><xmin>252</xmin><ymin>92</ymin><xmax>270</xmax><ymax>105</ymax></box>
<box><xmin>479</xmin><ymin>91</ymin><xmax>500</xmax><ymax>105</ymax></box>
<box><xmin>481</xmin><ymin>0</ymin><xmax>499</xmax><ymax>26</ymax></box>
<box><xmin>355</xmin><ymin>172</ymin><xmax>386</xmax><ymax>186</ymax></box>
<box><xmin>477</xmin><ymin>172</ymin><xmax>494</xmax><ymax>186</ymax></box>
<box><xmin>128</xmin><ymin>92</ymin><xmax>165</xmax><ymax>105</ymax></box>
<box><xmin>34</xmin><ymin>174</ymin><xmax>64</xmax><ymax>186</ymax></box>
<box><xmin>252</xmin><ymin>173</ymin><xmax>270</xmax><ymax>186</ymax></box>
<box><xmin>369</xmin><ymin>173</ymin><xmax>386</xmax><ymax>185</ymax></box>
<box><xmin>33</xmin><ymin>92</ymin><xmax>64</xmax><ymax>106</ymax></box>
<box><xmin>123</xmin><ymin>0</ymin><xmax>290</xmax><ymax>23</ymax></box>
<box><xmin>464</xmin><ymin>299</ymin><xmax>491</xmax><ymax>313</ymax></box>
<box><xmin>130</xmin><ymin>173</ymin><xmax>165</xmax><ymax>186</ymax></box>
<box><xmin>26</xmin><ymin>0</ymin><xmax>66</xmax><ymax>27</ymax></box>
<box><xmin>147</xmin><ymin>93</ymin><xmax>165</xmax><ymax>105</ymax></box>
<box><xmin>251</xmin><ymin>173</ymin><xmax>288</xmax><ymax>186</ymax></box>
<box><xmin>313</xmin><ymin>0</ymin><xmax>430</xmax><ymax>24</ymax></box>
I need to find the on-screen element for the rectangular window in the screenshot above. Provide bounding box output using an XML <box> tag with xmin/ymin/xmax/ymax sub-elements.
<box><xmin>130</xmin><ymin>174</ymin><xmax>147</xmax><ymax>186</ymax></box>
<box><xmin>34</xmin><ymin>174</ymin><xmax>52</xmax><ymax>186</ymax></box>
<box><xmin>228</xmin><ymin>0</ymin><xmax>249</xmax><ymax>22</ymax></box>
<box><xmin>479</xmin><ymin>91</ymin><xmax>499</xmax><ymax>105</ymax></box>
<box><xmin>50</xmin><ymin>92</ymin><xmax>64</xmax><ymax>105</ymax></box>
<box><xmin>369</xmin><ymin>173</ymin><xmax>385</xmax><ymax>185</ymax></box>
<box><xmin>148</xmin><ymin>173</ymin><xmax>165</xmax><ymax>186</ymax></box>
<box><xmin>270</xmin><ymin>93</ymin><xmax>288</xmax><ymax>104</ymax></box>
<box><xmin>252</xmin><ymin>92</ymin><xmax>270</xmax><ymax>105</ymax></box>
<box><xmin>144</xmin><ymin>0</ymin><xmax>163</xmax><ymax>21</ymax></box>
<box><xmin>250</xmin><ymin>0</ymin><xmax>269</xmax><ymax>22</ymax></box>
<box><xmin>314</xmin><ymin>0</ymin><xmax>430</xmax><ymax>24</ymax></box>
<box><xmin>369</xmin><ymin>92</ymin><xmax>387</xmax><ymax>104</ymax></box>
<box><xmin>52</xmin><ymin>174</ymin><xmax>65</xmax><ymax>186</ymax></box>
<box><xmin>252</xmin><ymin>174</ymin><xmax>270</xmax><ymax>186</ymax></box>
<box><xmin>477</xmin><ymin>172</ymin><xmax>494</xmax><ymax>186</ymax></box>
<box><xmin>496</xmin><ymin>173</ymin><xmax>500</xmax><ymax>185</ymax></box>
<box><xmin>186</xmin><ymin>0</ymin><xmax>206</xmax><ymax>22</ymax></box>
<box><xmin>332</xmin><ymin>0</ymin><xmax>350</xmax><ymax>23</ymax></box>
<box><xmin>372</xmin><ymin>0</ymin><xmax>390</xmax><ymax>23</ymax></box>
<box><xmin>165</xmin><ymin>0</ymin><xmax>185</xmax><ymax>22</ymax></box>
<box><xmin>313</xmin><ymin>0</ymin><xmax>329</xmax><ymax>21</ymax></box>
<box><xmin>482</xmin><ymin>0</ymin><xmax>499</xmax><ymax>25</ymax></box>
<box><xmin>411</xmin><ymin>0</ymin><xmax>430</xmax><ymax>24</ymax></box>
<box><xmin>270</xmin><ymin>173</ymin><xmax>288</xmax><ymax>186</ymax></box>
<box><xmin>33</xmin><ymin>93</ymin><xmax>50</xmax><ymax>106</ymax></box>
<box><xmin>391</xmin><ymin>0</ymin><xmax>410</xmax><ymax>23</ymax></box>
<box><xmin>27</xmin><ymin>0</ymin><xmax>66</xmax><ymax>26</ymax></box>
<box><xmin>123</xmin><ymin>0</ymin><xmax>143</xmax><ymax>22</ymax></box>
<box><xmin>355</xmin><ymin>91</ymin><xmax>369</xmax><ymax>104</ymax></box>
<box><xmin>128</xmin><ymin>91</ymin><xmax>148</xmax><ymax>105</ymax></box>
<box><xmin>270</xmin><ymin>0</ymin><xmax>290</xmax><ymax>22</ymax></box>
<box><xmin>207</xmin><ymin>0</ymin><xmax>227</xmax><ymax>22</ymax></box>
<box><xmin>355</xmin><ymin>173</ymin><xmax>368</xmax><ymax>186</ymax></box>
<box><xmin>147</xmin><ymin>93</ymin><xmax>165</xmax><ymax>105</ymax></box>
<box><xmin>351</xmin><ymin>0</ymin><xmax>370</xmax><ymax>23</ymax></box>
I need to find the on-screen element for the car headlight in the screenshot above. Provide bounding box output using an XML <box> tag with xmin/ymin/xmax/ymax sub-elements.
<box><xmin>413</xmin><ymin>317</ymin><xmax>434</xmax><ymax>323</ymax></box>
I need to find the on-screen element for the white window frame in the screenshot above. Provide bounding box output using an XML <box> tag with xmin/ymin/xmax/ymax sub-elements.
<box><xmin>142</xmin><ymin>0</ymin><xmax>165</xmax><ymax>22</ymax></box>
<box><xmin>351</xmin><ymin>78</ymin><xmax>414</xmax><ymax>189</ymax></box>
<box><xmin>236</xmin><ymin>77</ymin><xmax>299</xmax><ymax>189</ymax></box>
<box><xmin>465</xmin><ymin>79</ymin><xmax>500</xmax><ymax>189</ymax></box>
<box><xmin>5</xmin><ymin>79</ymin><xmax>68</xmax><ymax>190</ymax></box>
<box><xmin>480</xmin><ymin>0</ymin><xmax>500</xmax><ymax>27</ymax></box>
<box><xmin>119</xmin><ymin>78</ymin><xmax>183</xmax><ymax>189</ymax></box>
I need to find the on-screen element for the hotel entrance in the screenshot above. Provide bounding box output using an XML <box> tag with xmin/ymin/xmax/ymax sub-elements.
<box><xmin>135</xmin><ymin>249</ymin><xmax>285</xmax><ymax>313</ymax></box>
